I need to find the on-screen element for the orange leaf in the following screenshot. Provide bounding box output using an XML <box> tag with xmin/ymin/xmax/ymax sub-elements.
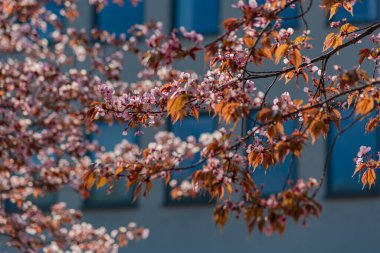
<box><xmin>285</xmin><ymin>70</ymin><xmax>295</xmax><ymax>84</ymax></box>
<box><xmin>276</xmin><ymin>122</ymin><xmax>284</xmax><ymax>135</ymax></box>
<box><xmin>266</xmin><ymin>126</ymin><xmax>275</xmax><ymax>142</ymax></box>
<box><xmin>132</xmin><ymin>183</ymin><xmax>142</xmax><ymax>203</ymax></box>
<box><xmin>115</xmin><ymin>167</ymin><xmax>124</xmax><ymax>176</ymax></box>
<box><xmin>358</xmin><ymin>48</ymin><xmax>371</xmax><ymax>65</ymax></box>
<box><xmin>167</xmin><ymin>94</ymin><xmax>189</xmax><ymax>123</ymax></box>
<box><xmin>333</xmin><ymin>35</ymin><xmax>343</xmax><ymax>49</ymax></box>
<box><xmin>226</xmin><ymin>183</ymin><xmax>233</xmax><ymax>197</ymax></box>
<box><xmin>292</xmin><ymin>49</ymin><xmax>302</xmax><ymax>69</ymax></box>
<box><xmin>367</xmin><ymin>169</ymin><xmax>376</xmax><ymax>189</ymax></box>
<box><xmin>352</xmin><ymin>163</ymin><xmax>365</xmax><ymax>177</ymax></box>
<box><xmin>86</xmin><ymin>172</ymin><xmax>96</xmax><ymax>190</ymax></box>
<box><xmin>340</xmin><ymin>23</ymin><xmax>357</xmax><ymax>33</ymax></box>
<box><xmin>191</xmin><ymin>106</ymin><xmax>199</xmax><ymax>120</ymax></box>
<box><xmin>224</xmin><ymin>17</ymin><xmax>238</xmax><ymax>31</ymax></box>
<box><xmin>217</xmin><ymin>186</ymin><xmax>225</xmax><ymax>202</ymax></box>
<box><xmin>275</xmin><ymin>44</ymin><xmax>288</xmax><ymax>64</ymax></box>
<box><xmin>294</xmin><ymin>99</ymin><xmax>303</xmax><ymax>106</ymax></box>
<box><xmin>244</xmin><ymin>36</ymin><xmax>255</xmax><ymax>48</ymax></box>
<box><xmin>294</xmin><ymin>36</ymin><xmax>312</xmax><ymax>44</ymax></box>
<box><xmin>257</xmin><ymin>107</ymin><xmax>273</xmax><ymax>123</ymax></box>
<box><xmin>160</xmin><ymin>83</ymin><xmax>172</xmax><ymax>93</ymax></box>
<box><xmin>96</xmin><ymin>177</ymin><xmax>108</xmax><ymax>189</ymax></box>
<box><xmin>343</xmin><ymin>2</ymin><xmax>353</xmax><ymax>16</ymax></box>
<box><xmin>310</xmin><ymin>120</ymin><xmax>328</xmax><ymax>143</ymax></box>
<box><xmin>366</xmin><ymin>118</ymin><xmax>379</xmax><ymax>133</ymax></box>
<box><xmin>323</xmin><ymin>33</ymin><xmax>336</xmax><ymax>51</ymax></box>
<box><xmin>362</xmin><ymin>169</ymin><xmax>376</xmax><ymax>189</ymax></box>
<box><xmin>329</xmin><ymin>3</ymin><xmax>340</xmax><ymax>20</ymax></box>
<box><xmin>275</xmin><ymin>141</ymin><xmax>289</xmax><ymax>162</ymax></box>
<box><xmin>167</xmin><ymin>94</ymin><xmax>188</xmax><ymax>114</ymax></box>
<box><xmin>356</xmin><ymin>97</ymin><xmax>374</xmax><ymax>116</ymax></box>
<box><xmin>330</xmin><ymin>108</ymin><xmax>341</xmax><ymax>130</ymax></box>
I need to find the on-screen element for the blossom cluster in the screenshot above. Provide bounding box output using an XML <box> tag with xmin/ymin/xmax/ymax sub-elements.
<box><xmin>2</xmin><ymin>0</ymin><xmax>380</xmax><ymax>248</ymax></box>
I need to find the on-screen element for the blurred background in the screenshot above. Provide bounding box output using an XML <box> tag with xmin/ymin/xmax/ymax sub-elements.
<box><xmin>18</xmin><ymin>1</ymin><xmax>380</xmax><ymax>252</ymax></box>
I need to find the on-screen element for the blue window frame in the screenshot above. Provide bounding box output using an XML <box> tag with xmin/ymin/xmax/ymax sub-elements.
<box><xmin>165</xmin><ymin>114</ymin><xmax>217</xmax><ymax>205</ymax></box>
<box><xmin>84</xmin><ymin>122</ymin><xmax>137</xmax><ymax>209</ymax></box>
<box><xmin>247</xmin><ymin>112</ymin><xmax>297</xmax><ymax>196</ymax></box>
<box><xmin>257</xmin><ymin>0</ymin><xmax>299</xmax><ymax>28</ymax></box>
<box><xmin>327</xmin><ymin>110</ymin><xmax>379</xmax><ymax>198</ymax></box>
<box><xmin>173</xmin><ymin>0</ymin><xmax>220</xmax><ymax>34</ymax></box>
<box><xmin>95</xmin><ymin>1</ymin><xmax>144</xmax><ymax>35</ymax></box>
<box><xmin>331</xmin><ymin>0</ymin><xmax>378</xmax><ymax>23</ymax></box>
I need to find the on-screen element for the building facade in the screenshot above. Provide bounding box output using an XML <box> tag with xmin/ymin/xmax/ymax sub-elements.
<box><xmin>11</xmin><ymin>1</ymin><xmax>380</xmax><ymax>252</ymax></box>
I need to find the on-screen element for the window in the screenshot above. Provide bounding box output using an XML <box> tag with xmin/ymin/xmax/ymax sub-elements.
<box><xmin>327</xmin><ymin>110</ymin><xmax>379</xmax><ymax>197</ymax></box>
<box><xmin>247</xmin><ymin>112</ymin><xmax>297</xmax><ymax>196</ymax></box>
<box><xmin>95</xmin><ymin>1</ymin><xmax>144</xmax><ymax>35</ymax></box>
<box><xmin>257</xmin><ymin>0</ymin><xmax>299</xmax><ymax>28</ymax></box>
<box><xmin>84</xmin><ymin>122</ymin><xmax>137</xmax><ymax>208</ymax></box>
<box><xmin>173</xmin><ymin>0</ymin><xmax>220</xmax><ymax>34</ymax></box>
<box><xmin>331</xmin><ymin>0</ymin><xmax>378</xmax><ymax>23</ymax></box>
<box><xmin>165</xmin><ymin>115</ymin><xmax>217</xmax><ymax>205</ymax></box>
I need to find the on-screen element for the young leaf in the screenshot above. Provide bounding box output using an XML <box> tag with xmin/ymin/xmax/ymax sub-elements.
<box><xmin>115</xmin><ymin>167</ymin><xmax>124</xmax><ymax>176</ymax></box>
<box><xmin>366</xmin><ymin>118</ymin><xmax>379</xmax><ymax>133</ymax></box>
<box><xmin>132</xmin><ymin>183</ymin><xmax>142</xmax><ymax>203</ymax></box>
<box><xmin>323</xmin><ymin>33</ymin><xmax>335</xmax><ymax>51</ymax></box>
<box><xmin>329</xmin><ymin>3</ymin><xmax>341</xmax><ymax>20</ymax></box>
<box><xmin>358</xmin><ymin>48</ymin><xmax>371</xmax><ymax>65</ymax></box>
<box><xmin>244</xmin><ymin>35</ymin><xmax>255</xmax><ymax>48</ymax></box>
<box><xmin>292</xmin><ymin>49</ymin><xmax>302</xmax><ymax>69</ymax></box>
<box><xmin>333</xmin><ymin>35</ymin><xmax>343</xmax><ymax>49</ymax></box>
<box><xmin>275</xmin><ymin>44</ymin><xmax>288</xmax><ymax>64</ymax></box>
<box><xmin>340</xmin><ymin>23</ymin><xmax>357</xmax><ymax>34</ymax></box>
<box><xmin>224</xmin><ymin>17</ymin><xmax>238</xmax><ymax>31</ymax></box>
<box><xmin>96</xmin><ymin>177</ymin><xmax>108</xmax><ymax>189</ymax></box>
<box><xmin>356</xmin><ymin>97</ymin><xmax>374</xmax><ymax>116</ymax></box>
<box><xmin>167</xmin><ymin>94</ymin><xmax>189</xmax><ymax>123</ymax></box>
<box><xmin>86</xmin><ymin>172</ymin><xmax>96</xmax><ymax>190</ymax></box>
<box><xmin>362</xmin><ymin>169</ymin><xmax>376</xmax><ymax>189</ymax></box>
<box><xmin>343</xmin><ymin>2</ymin><xmax>353</xmax><ymax>16</ymax></box>
<box><xmin>352</xmin><ymin>163</ymin><xmax>365</xmax><ymax>177</ymax></box>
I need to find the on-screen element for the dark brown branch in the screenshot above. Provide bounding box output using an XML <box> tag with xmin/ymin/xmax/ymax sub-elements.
<box><xmin>244</xmin><ymin>21</ymin><xmax>380</xmax><ymax>80</ymax></box>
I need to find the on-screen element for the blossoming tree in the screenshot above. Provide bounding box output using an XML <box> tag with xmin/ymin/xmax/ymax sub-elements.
<box><xmin>1</xmin><ymin>0</ymin><xmax>380</xmax><ymax>251</ymax></box>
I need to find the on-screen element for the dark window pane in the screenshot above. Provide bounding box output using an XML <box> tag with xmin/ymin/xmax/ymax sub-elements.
<box><xmin>96</xmin><ymin>1</ymin><xmax>144</xmax><ymax>35</ymax></box>
<box><xmin>174</xmin><ymin>0</ymin><xmax>220</xmax><ymax>34</ymax></box>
